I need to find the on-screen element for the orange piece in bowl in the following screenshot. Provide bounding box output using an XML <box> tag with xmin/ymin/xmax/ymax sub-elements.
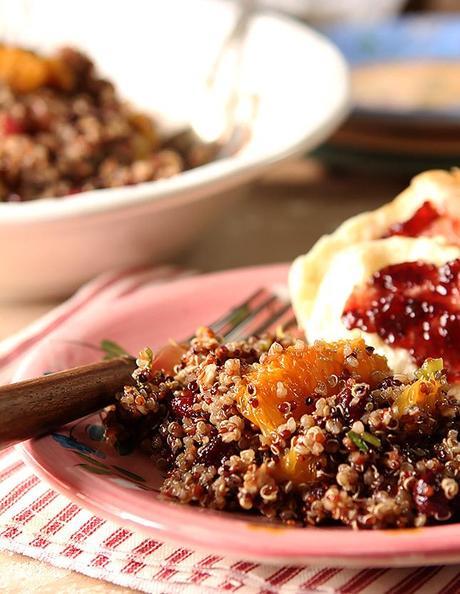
<box><xmin>0</xmin><ymin>46</ymin><xmax>49</xmax><ymax>93</ymax></box>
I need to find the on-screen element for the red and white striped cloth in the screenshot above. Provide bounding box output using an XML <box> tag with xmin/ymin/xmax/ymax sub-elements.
<box><xmin>0</xmin><ymin>267</ymin><xmax>459</xmax><ymax>594</ymax></box>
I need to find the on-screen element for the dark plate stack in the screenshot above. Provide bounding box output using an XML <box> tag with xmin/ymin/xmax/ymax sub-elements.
<box><xmin>316</xmin><ymin>15</ymin><xmax>460</xmax><ymax>174</ymax></box>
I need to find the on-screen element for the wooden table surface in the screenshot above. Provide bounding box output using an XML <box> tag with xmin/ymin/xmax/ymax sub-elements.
<box><xmin>0</xmin><ymin>159</ymin><xmax>406</xmax><ymax>592</ymax></box>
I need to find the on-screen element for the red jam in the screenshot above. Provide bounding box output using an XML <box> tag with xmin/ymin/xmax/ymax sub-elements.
<box><xmin>384</xmin><ymin>200</ymin><xmax>460</xmax><ymax>246</ymax></box>
<box><xmin>385</xmin><ymin>201</ymin><xmax>440</xmax><ymax>238</ymax></box>
<box><xmin>342</xmin><ymin>259</ymin><xmax>460</xmax><ymax>381</ymax></box>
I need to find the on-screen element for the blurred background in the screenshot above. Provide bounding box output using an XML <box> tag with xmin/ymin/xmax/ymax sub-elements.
<box><xmin>2</xmin><ymin>0</ymin><xmax>460</xmax><ymax>310</ymax></box>
<box><xmin>182</xmin><ymin>0</ymin><xmax>460</xmax><ymax>270</ymax></box>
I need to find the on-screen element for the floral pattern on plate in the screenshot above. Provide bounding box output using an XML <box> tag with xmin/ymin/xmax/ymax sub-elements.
<box><xmin>52</xmin><ymin>417</ymin><xmax>159</xmax><ymax>492</ymax></box>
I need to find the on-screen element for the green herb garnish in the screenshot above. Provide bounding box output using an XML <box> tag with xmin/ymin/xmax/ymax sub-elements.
<box><xmin>347</xmin><ymin>430</ymin><xmax>369</xmax><ymax>453</ymax></box>
<box><xmin>348</xmin><ymin>430</ymin><xmax>381</xmax><ymax>452</ymax></box>
<box><xmin>100</xmin><ymin>339</ymin><xmax>130</xmax><ymax>360</ymax></box>
<box><xmin>361</xmin><ymin>431</ymin><xmax>381</xmax><ymax>448</ymax></box>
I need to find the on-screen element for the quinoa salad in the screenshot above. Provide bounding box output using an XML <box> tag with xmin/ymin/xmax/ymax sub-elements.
<box><xmin>0</xmin><ymin>45</ymin><xmax>216</xmax><ymax>202</ymax></box>
<box><xmin>103</xmin><ymin>327</ymin><xmax>460</xmax><ymax>530</ymax></box>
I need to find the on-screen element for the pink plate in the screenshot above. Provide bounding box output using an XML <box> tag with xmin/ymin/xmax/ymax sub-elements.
<box><xmin>15</xmin><ymin>264</ymin><xmax>460</xmax><ymax>566</ymax></box>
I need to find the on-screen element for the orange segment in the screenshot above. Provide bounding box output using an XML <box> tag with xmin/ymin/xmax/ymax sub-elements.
<box><xmin>272</xmin><ymin>447</ymin><xmax>317</xmax><ymax>484</ymax></box>
<box><xmin>395</xmin><ymin>379</ymin><xmax>442</xmax><ymax>415</ymax></box>
<box><xmin>236</xmin><ymin>338</ymin><xmax>389</xmax><ymax>435</ymax></box>
<box><xmin>0</xmin><ymin>46</ymin><xmax>49</xmax><ymax>93</ymax></box>
<box><xmin>395</xmin><ymin>359</ymin><xmax>445</xmax><ymax>415</ymax></box>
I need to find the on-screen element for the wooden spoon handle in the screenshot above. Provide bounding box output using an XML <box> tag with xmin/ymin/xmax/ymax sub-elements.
<box><xmin>0</xmin><ymin>356</ymin><xmax>136</xmax><ymax>448</ymax></box>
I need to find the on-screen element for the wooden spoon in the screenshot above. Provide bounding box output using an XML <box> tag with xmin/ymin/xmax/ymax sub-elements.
<box><xmin>0</xmin><ymin>356</ymin><xmax>136</xmax><ymax>449</ymax></box>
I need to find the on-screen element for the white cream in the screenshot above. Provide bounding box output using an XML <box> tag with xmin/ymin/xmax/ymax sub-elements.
<box><xmin>292</xmin><ymin>236</ymin><xmax>460</xmax><ymax>375</ymax></box>
<box><xmin>289</xmin><ymin>169</ymin><xmax>460</xmax><ymax>327</ymax></box>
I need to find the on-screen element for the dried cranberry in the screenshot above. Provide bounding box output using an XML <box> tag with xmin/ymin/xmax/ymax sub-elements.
<box><xmin>336</xmin><ymin>384</ymin><xmax>368</xmax><ymax>422</ymax></box>
<box><xmin>170</xmin><ymin>389</ymin><xmax>195</xmax><ymax>418</ymax></box>
<box><xmin>412</xmin><ymin>476</ymin><xmax>451</xmax><ymax>520</ymax></box>
<box><xmin>215</xmin><ymin>346</ymin><xmax>229</xmax><ymax>361</ymax></box>
<box><xmin>1</xmin><ymin>114</ymin><xmax>24</xmax><ymax>136</ymax></box>
<box><xmin>197</xmin><ymin>435</ymin><xmax>234</xmax><ymax>466</ymax></box>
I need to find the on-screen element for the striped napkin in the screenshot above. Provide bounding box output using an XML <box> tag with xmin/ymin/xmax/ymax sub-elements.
<box><xmin>0</xmin><ymin>267</ymin><xmax>459</xmax><ymax>594</ymax></box>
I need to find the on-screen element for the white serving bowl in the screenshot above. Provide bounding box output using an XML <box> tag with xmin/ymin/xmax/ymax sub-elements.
<box><xmin>0</xmin><ymin>0</ymin><xmax>349</xmax><ymax>301</ymax></box>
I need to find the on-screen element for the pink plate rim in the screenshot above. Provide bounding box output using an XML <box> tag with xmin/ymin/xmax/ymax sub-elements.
<box><xmin>15</xmin><ymin>264</ymin><xmax>460</xmax><ymax>566</ymax></box>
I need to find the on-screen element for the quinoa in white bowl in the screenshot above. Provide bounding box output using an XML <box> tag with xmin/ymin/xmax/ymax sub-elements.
<box><xmin>0</xmin><ymin>0</ymin><xmax>349</xmax><ymax>300</ymax></box>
